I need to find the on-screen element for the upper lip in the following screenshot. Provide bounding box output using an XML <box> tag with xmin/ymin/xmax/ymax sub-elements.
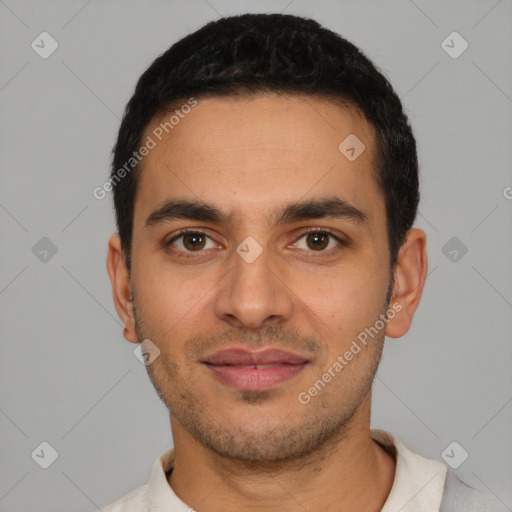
<box><xmin>202</xmin><ymin>348</ymin><xmax>309</xmax><ymax>366</ymax></box>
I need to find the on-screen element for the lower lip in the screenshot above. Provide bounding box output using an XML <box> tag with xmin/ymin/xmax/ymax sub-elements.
<box><xmin>204</xmin><ymin>363</ymin><xmax>307</xmax><ymax>391</ymax></box>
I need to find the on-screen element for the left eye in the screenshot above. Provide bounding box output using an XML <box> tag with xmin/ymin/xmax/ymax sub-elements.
<box><xmin>294</xmin><ymin>231</ymin><xmax>341</xmax><ymax>252</ymax></box>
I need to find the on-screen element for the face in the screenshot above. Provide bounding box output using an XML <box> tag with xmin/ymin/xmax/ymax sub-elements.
<box><xmin>110</xmin><ymin>94</ymin><xmax>417</xmax><ymax>464</ymax></box>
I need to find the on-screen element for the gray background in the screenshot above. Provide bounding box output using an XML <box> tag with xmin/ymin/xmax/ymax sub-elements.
<box><xmin>1</xmin><ymin>0</ymin><xmax>511</xmax><ymax>510</ymax></box>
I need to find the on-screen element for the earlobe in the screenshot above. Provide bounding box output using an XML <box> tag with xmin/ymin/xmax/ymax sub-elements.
<box><xmin>385</xmin><ymin>228</ymin><xmax>428</xmax><ymax>339</ymax></box>
<box><xmin>106</xmin><ymin>234</ymin><xmax>139</xmax><ymax>343</ymax></box>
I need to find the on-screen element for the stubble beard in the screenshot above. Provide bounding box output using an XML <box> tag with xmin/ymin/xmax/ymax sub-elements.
<box><xmin>134</xmin><ymin>310</ymin><xmax>387</xmax><ymax>469</ymax></box>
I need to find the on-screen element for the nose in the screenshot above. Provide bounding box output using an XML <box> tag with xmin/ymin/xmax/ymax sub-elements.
<box><xmin>213</xmin><ymin>244</ymin><xmax>294</xmax><ymax>330</ymax></box>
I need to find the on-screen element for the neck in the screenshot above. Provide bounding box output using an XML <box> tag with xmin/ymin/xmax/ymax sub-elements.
<box><xmin>166</xmin><ymin>395</ymin><xmax>396</xmax><ymax>511</ymax></box>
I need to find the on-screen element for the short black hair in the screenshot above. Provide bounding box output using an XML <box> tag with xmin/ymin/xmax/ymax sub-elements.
<box><xmin>111</xmin><ymin>13</ymin><xmax>419</xmax><ymax>270</ymax></box>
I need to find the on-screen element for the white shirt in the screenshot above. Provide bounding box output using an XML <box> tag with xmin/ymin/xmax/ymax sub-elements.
<box><xmin>100</xmin><ymin>429</ymin><xmax>448</xmax><ymax>511</ymax></box>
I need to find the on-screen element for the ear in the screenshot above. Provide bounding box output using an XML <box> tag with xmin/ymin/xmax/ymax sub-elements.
<box><xmin>385</xmin><ymin>228</ymin><xmax>428</xmax><ymax>338</ymax></box>
<box><xmin>106</xmin><ymin>234</ymin><xmax>138</xmax><ymax>343</ymax></box>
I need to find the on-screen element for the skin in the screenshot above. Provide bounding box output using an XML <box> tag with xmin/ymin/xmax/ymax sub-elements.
<box><xmin>107</xmin><ymin>93</ymin><xmax>428</xmax><ymax>511</ymax></box>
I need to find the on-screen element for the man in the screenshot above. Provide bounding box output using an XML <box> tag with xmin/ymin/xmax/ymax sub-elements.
<box><xmin>104</xmin><ymin>13</ymin><xmax>505</xmax><ymax>511</ymax></box>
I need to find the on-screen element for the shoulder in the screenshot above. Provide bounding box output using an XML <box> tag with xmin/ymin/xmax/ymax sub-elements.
<box><xmin>98</xmin><ymin>484</ymin><xmax>148</xmax><ymax>512</ymax></box>
<box><xmin>96</xmin><ymin>446</ymin><xmax>177</xmax><ymax>512</ymax></box>
<box><xmin>440</xmin><ymin>470</ymin><xmax>509</xmax><ymax>512</ymax></box>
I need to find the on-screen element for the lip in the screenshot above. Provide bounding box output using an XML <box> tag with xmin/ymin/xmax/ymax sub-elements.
<box><xmin>202</xmin><ymin>348</ymin><xmax>309</xmax><ymax>391</ymax></box>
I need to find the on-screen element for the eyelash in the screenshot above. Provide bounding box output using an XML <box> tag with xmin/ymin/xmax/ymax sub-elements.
<box><xmin>165</xmin><ymin>228</ymin><xmax>347</xmax><ymax>257</ymax></box>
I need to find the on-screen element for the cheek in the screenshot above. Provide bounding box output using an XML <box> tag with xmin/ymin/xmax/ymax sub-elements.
<box><xmin>300</xmin><ymin>263</ymin><xmax>385</xmax><ymax>311</ymax></box>
<box><xmin>290</xmin><ymin>264</ymin><xmax>388</xmax><ymax>346</ymax></box>
<box><xmin>133</xmin><ymin>261</ymin><xmax>214</xmax><ymax>339</ymax></box>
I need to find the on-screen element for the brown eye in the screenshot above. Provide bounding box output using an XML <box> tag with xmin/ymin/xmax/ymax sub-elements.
<box><xmin>168</xmin><ymin>231</ymin><xmax>217</xmax><ymax>253</ymax></box>
<box><xmin>305</xmin><ymin>232</ymin><xmax>330</xmax><ymax>251</ymax></box>
<box><xmin>182</xmin><ymin>233</ymin><xmax>207</xmax><ymax>251</ymax></box>
<box><xmin>294</xmin><ymin>231</ymin><xmax>343</xmax><ymax>253</ymax></box>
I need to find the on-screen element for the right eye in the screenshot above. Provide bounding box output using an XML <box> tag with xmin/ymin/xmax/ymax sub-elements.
<box><xmin>166</xmin><ymin>230</ymin><xmax>219</xmax><ymax>254</ymax></box>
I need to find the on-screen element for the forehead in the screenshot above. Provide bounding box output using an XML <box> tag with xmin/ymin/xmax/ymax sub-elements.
<box><xmin>135</xmin><ymin>94</ymin><xmax>381</xmax><ymax>222</ymax></box>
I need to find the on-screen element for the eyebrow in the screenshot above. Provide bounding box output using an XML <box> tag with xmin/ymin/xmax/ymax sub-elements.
<box><xmin>145</xmin><ymin>197</ymin><xmax>369</xmax><ymax>228</ymax></box>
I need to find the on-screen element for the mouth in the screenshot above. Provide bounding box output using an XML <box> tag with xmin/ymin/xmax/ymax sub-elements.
<box><xmin>201</xmin><ymin>348</ymin><xmax>310</xmax><ymax>391</ymax></box>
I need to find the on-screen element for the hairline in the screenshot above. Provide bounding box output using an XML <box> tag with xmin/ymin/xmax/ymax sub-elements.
<box><xmin>135</xmin><ymin>90</ymin><xmax>383</xmax><ymax>196</ymax></box>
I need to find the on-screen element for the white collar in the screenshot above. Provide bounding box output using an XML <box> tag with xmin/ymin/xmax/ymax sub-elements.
<box><xmin>372</xmin><ymin>429</ymin><xmax>447</xmax><ymax>511</ymax></box>
<box><xmin>131</xmin><ymin>429</ymin><xmax>448</xmax><ymax>511</ymax></box>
